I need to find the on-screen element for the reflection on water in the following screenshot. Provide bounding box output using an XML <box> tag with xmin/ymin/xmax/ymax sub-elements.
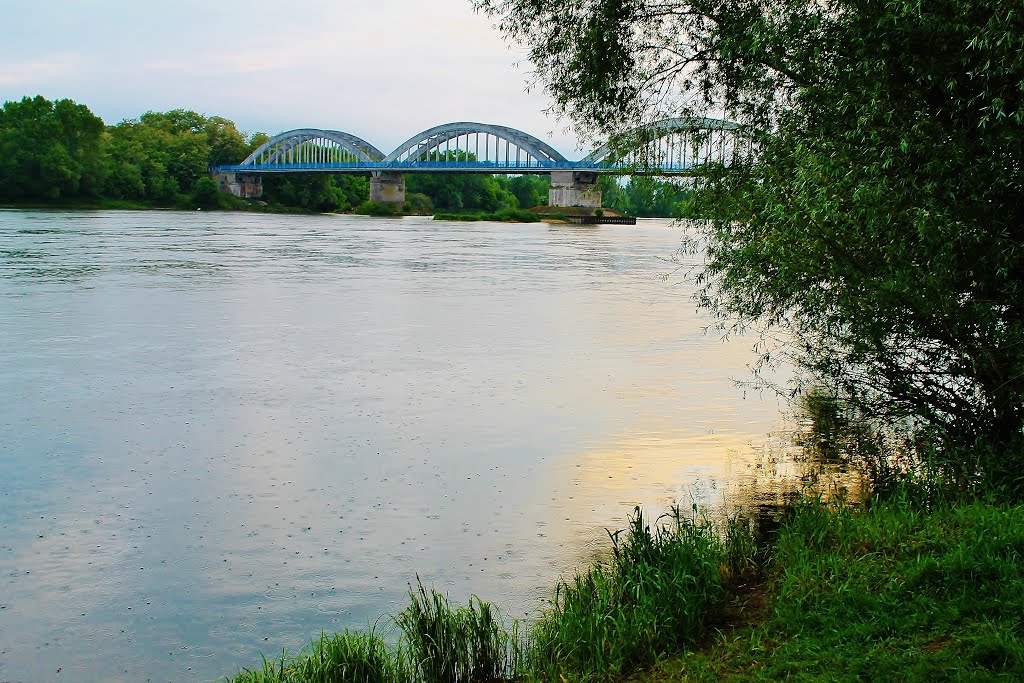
<box><xmin>2</xmin><ymin>209</ymin><xmax>818</xmax><ymax>682</ymax></box>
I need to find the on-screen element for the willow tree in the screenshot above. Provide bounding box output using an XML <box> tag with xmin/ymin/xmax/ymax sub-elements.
<box><xmin>477</xmin><ymin>0</ymin><xmax>1024</xmax><ymax>492</ymax></box>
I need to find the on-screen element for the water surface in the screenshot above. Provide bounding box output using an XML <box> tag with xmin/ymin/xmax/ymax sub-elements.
<box><xmin>2</xmin><ymin>210</ymin><xmax>791</xmax><ymax>682</ymax></box>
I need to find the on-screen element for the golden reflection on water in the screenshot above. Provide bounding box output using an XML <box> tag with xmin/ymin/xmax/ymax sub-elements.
<box><xmin>537</xmin><ymin>399</ymin><xmax>870</xmax><ymax>566</ymax></box>
<box><xmin>516</xmin><ymin>229</ymin><xmax>870</xmax><ymax>566</ymax></box>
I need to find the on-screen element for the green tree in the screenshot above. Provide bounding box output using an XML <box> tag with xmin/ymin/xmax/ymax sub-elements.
<box><xmin>204</xmin><ymin>116</ymin><xmax>250</xmax><ymax>167</ymax></box>
<box><xmin>247</xmin><ymin>132</ymin><xmax>271</xmax><ymax>154</ymax></box>
<box><xmin>403</xmin><ymin>150</ymin><xmax>520</xmax><ymax>212</ymax></box>
<box><xmin>508</xmin><ymin>175</ymin><xmax>549</xmax><ymax>208</ymax></box>
<box><xmin>479</xmin><ymin>0</ymin><xmax>1024</xmax><ymax>489</ymax></box>
<box><xmin>262</xmin><ymin>174</ymin><xmax>367</xmax><ymax>212</ymax></box>
<box><xmin>191</xmin><ymin>176</ymin><xmax>222</xmax><ymax>208</ymax></box>
<box><xmin>0</xmin><ymin>96</ymin><xmax>105</xmax><ymax>200</ymax></box>
<box><xmin>334</xmin><ymin>175</ymin><xmax>370</xmax><ymax>209</ymax></box>
<box><xmin>104</xmin><ymin>118</ymin><xmax>183</xmax><ymax>200</ymax></box>
<box><xmin>404</xmin><ymin>192</ymin><xmax>434</xmax><ymax>215</ymax></box>
<box><xmin>102</xmin><ymin>109</ymin><xmax>255</xmax><ymax>201</ymax></box>
<box><xmin>598</xmin><ymin>176</ymin><xmax>692</xmax><ymax>217</ymax></box>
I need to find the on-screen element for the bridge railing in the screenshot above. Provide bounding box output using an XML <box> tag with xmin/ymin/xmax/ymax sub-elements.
<box><xmin>211</xmin><ymin>160</ymin><xmax>712</xmax><ymax>174</ymax></box>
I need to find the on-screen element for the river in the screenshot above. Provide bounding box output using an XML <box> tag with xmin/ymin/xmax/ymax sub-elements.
<box><xmin>1</xmin><ymin>210</ymin><xmax>796</xmax><ymax>682</ymax></box>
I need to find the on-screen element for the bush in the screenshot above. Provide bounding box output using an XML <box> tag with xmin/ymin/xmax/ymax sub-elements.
<box><xmin>354</xmin><ymin>200</ymin><xmax>402</xmax><ymax>217</ymax></box>
<box><xmin>403</xmin><ymin>192</ymin><xmax>434</xmax><ymax>215</ymax></box>
<box><xmin>230</xmin><ymin>630</ymin><xmax>399</xmax><ymax>683</ymax></box>
<box><xmin>396</xmin><ymin>579</ymin><xmax>517</xmax><ymax>683</ymax></box>
<box><xmin>190</xmin><ymin>176</ymin><xmax>224</xmax><ymax>209</ymax></box>
<box><xmin>432</xmin><ymin>209</ymin><xmax>540</xmax><ymax>223</ymax></box>
<box><xmin>528</xmin><ymin>507</ymin><xmax>725</xmax><ymax>681</ymax></box>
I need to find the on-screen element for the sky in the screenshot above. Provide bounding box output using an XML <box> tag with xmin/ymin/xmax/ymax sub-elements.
<box><xmin>0</xmin><ymin>0</ymin><xmax>589</xmax><ymax>156</ymax></box>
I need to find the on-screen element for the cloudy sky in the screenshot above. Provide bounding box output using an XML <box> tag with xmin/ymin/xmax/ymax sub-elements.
<box><xmin>1</xmin><ymin>0</ymin><xmax>588</xmax><ymax>155</ymax></box>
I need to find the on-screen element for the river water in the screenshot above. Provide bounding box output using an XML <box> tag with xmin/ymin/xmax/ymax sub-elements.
<box><xmin>1</xmin><ymin>210</ymin><xmax>796</xmax><ymax>682</ymax></box>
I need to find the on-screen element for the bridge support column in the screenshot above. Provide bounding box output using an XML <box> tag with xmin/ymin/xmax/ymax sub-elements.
<box><xmin>214</xmin><ymin>171</ymin><xmax>262</xmax><ymax>198</ymax></box>
<box><xmin>548</xmin><ymin>171</ymin><xmax>601</xmax><ymax>208</ymax></box>
<box><xmin>370</xmin><ymin>171</ymin><xmax>406</xmax><ymax>206</ymax></box>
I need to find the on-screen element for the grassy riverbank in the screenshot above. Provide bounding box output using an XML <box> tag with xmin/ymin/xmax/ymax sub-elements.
<box><xmin>225</xmin><ymin>491</ymin><xmax>1024</xmax><ymax>682</ymax></box>
<box><xmin>1</xmin><ymin>197</ymin><xmax>168</xmax><ymax>211</ymax></box>
<box><xmin>433</xmin><ymin>208</ymin><xmax>541</xmax><ymax>223</ymax></box>
<box><xmin>640</xmin><ymin>497</ymin><xmax>1024</xmax><ymax>682</ymax></box>
<box><xmin>0</xmin><ymin>199</ymin><xmax>554</xmax><ymax>222</ymax></box>
<box><xmin>0</xmin><ymin>196</ymin><xmax>321</xmax><ymax>214</ymax></box>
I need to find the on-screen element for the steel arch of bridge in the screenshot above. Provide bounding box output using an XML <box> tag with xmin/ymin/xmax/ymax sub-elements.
<box><xmin>243</xmin><ymin>128</ymin><xmax>385</xmax><ymax>165</ymax></box>
<box><xmin>384</xmin><ymin>121</ymin><xmax>566</xmax><ymax>165</ymax></box>
<box><xmin>216</xmin><ymin>118</ymin><xmax>743</xmax><ymax>174</ymax></box>
<box><xmin>583</xmin><ymin>117</ymin><xmax>742</xmax><ymax>166</ymax></box>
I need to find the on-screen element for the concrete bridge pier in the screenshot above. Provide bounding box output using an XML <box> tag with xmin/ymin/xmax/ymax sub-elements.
<box><xmin>370</xmin><ymin>171</ymin><xmax>406</xmax><ymax>206</ymax></box>
<box><xmin>548</xmin><ymin>171</ymin><xmax>602</xmax><ymax>208</ymax></box>
<box><xmin>215</xmin><ymin>171</ymin><xmax>263</xmax><ymax>198</ymax></box>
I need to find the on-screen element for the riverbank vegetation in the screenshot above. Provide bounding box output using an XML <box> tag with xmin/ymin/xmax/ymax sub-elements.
<box><xmin>657</xmin><ymin>497</ymin><xmax>1024</xmax><ymax>682</ymax></box>
<box><xmin>598</xmin><ymin>176</ymin><xmax>698</xmax><ymax>219</ymax></box>
<box><xmin>0</xmin><ymin>95</ymin><xmax>535</xmax><ymax>215</ymax></box>
<box><xmin>434</xmin><ymin>208</ymin><xmax>541</xmax><ymax>223</ymax></box>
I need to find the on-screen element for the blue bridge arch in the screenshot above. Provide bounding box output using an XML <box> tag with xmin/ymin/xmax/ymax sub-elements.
<box><xmin>212</xmin><ymin>118</ymin><xmax>745</xmax><ymax>205</ymax></box>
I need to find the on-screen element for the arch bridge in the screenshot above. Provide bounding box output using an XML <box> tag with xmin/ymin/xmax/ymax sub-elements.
<box><xmin>213</xmin><ymin>118</ymin><xmax>744</xmax><ymax>208</ymax></box>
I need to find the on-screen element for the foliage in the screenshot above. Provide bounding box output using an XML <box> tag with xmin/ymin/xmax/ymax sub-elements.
<box><xmin>658</xmin><ymin>498</ymin><xmax>1024</xmax><ymax>682</ymax></box>
<box><xmin>0</xmin><ymin>96</ymin><xmax>106</xmax><ymax>200</ymax></box>
<box><xmin>406</xmin><ymin>173</ymin><xmax>518</xmax><ymax>213</ymax></box>
<box><xmin>433</xmin><ymin>208</ymin><xmax>540</xmax><ymax>223</ymax></box>
<box><xmin>0</xmin><ymin>94</ymin><xmax>556</xmax><ymax>215</ymax></box>
<box><xmin>528</xmin><ymin>506</ymin><xmax>725</xmax><ymax>682</ymax></box>
<box><xmin>263</xmin><ymin>174</ymin><xmax>368</xmax><ymax>212</ymax></box>
<box><xmin>229</xmin><ymin>630</ymin><xmax>399</xmax><ymax>683</ymax></box>
<box><xmin>403</xmin><ymin>192</ymin><xmax>434</xmax><ymax>215</ymax></box>
<box><xmin>403</xmin><ymin>150</ymin><xmax>536</xmax><ymax>212</ymax></box>
<box><xmin>478</xmin><ymin>0</ymin><xmax>1024</xmax><ymax>494</ymax></box>
<box><xmin>598</xmin><ymin>175</ymin><xmax>695</xmax><ymax>217</ymax></box>
<box><xmin>103</xmin><ymin>108</ymin><xmax>258</xmax><ymax>201</ymax></box>
<box><xmin>396</xmin><ymin>579</ymin><xmax>517</xmax><ymax>683</ymax></box>
<box><xmin>0</xmin><ymin>97</ymin><xmax>270</xmax><ymax>207</ymax></box>
<box><xmin>191</xmin><ymin>176</ymin><xmax>225</xmax><ymax>209</ymax></box>
<box><xmin>354</xmin><ymin>200</ymin><xmax>402</xmax><ymax>217</ymax></box>
<box><xmin>507</xmin><ymin>175</ymin><xmax>550</xmax><ymax>209</ymax></box>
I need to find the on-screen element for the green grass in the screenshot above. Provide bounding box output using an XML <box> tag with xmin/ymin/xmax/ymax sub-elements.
<box><xmin>527</xmin><ymin>506</ymin><xmax>726</xmax><ymax>682</ymax></box>
<box><xmin>641</xmin><ymin>497</ymin><xmax>1024</xmax><ymax>682</ymax></box>
<box><xmin>226</xmin><ymin>582</ymin><xmax>519</xmax><ymax>683</ymax></box>
<box><xmin>1</xmin><ymin>197</ymin><xmax>171</xmax><ymax>211</ymax></box>
<box><xmin>229</xmin><ymin>630</ymin><xmax>399</xmax><ymax>683</ymax></box>
<box><xmin>433</xmin><ymin>208</ymin><xmax>540</xmax><ymax>222</ymax></box>
<box><xmin>396</xmin><ymin>578</ymin><xmax>517</xmax><ymax>682</ymax></box>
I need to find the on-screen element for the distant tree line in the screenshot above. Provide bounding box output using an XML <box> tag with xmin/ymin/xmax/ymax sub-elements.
<box><xmin>0</xmin><ymin>95</ymin><xmax>691</xmax><ymax>217</ymax></box>
<box><xmin>599</xmin><ymin>176</ymin><xmax>697</xmax><ymax>218</ymax></box>
<box><xmin>0</xmin><ymin>96</ymin><xmax>252</xmax><ymax>205</ymax></box>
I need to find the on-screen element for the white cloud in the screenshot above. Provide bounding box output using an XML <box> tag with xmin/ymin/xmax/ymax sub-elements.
<box><xmin>0</xmin><ymin>0</ymin><xmax>588</xmax><ymax>155</ymax></box>
<box><xmin>0</xmin><ymin>55</ymin><xmax>87</xmax><ymax>88</ymax></box>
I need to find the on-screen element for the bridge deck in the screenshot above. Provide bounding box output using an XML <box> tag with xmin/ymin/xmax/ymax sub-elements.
<box><xmin>211</xmin><ymin>161</ymin><xmax>705</xmax><ymax>175</ymax></box>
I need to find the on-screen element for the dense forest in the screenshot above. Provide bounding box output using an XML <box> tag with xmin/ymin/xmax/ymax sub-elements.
<box><xmin>0</xmin><ymin>95</ymin><xmax>689</xmax><ymax>216</ymax></box>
